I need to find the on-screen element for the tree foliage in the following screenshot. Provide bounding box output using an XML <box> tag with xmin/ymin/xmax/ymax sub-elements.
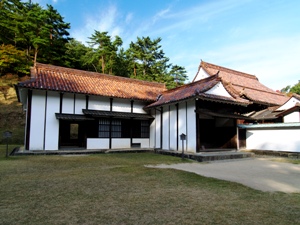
<box><xmin>281</xmin><ymin>81</ymin><xmax>300</xmax><ymax>95</ymax></box>
<box><xmin>0</xmin><ymin>1</ymin><xmax>187</xmax><ymax>89</ymax></box>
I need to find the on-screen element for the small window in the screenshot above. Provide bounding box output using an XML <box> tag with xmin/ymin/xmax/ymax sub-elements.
<box><xmin>99</xmin><ymin>119</ymin><xmax>110</xmax><ymax>138</ymax></box>
<box><xmin>141</xmin><ymin>120</ymin><xmax>149</xmax><ymax>138</ymax></box>
<box><xmin>111</xmin><ymin>120</ymin><xmax>121</xmax><ymax>138</ymax></box>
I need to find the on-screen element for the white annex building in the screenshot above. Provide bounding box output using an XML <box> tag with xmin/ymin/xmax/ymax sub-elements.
<box><xmin>16</xmin><ymin>61</ymin><xmax>300</xmax><ymax>153</ymax></box>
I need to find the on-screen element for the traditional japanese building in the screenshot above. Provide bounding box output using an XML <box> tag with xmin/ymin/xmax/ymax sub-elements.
<box><xmin>15</xmin><ymin>61</ymin><xmax>290</xmax><ymax>152</ymax></box>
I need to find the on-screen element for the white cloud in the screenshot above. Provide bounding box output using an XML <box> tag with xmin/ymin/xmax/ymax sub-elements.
<box><xmin>72</xmin><ymin>4</ymin><xmax>123</xmax><ymax>45</ymax></box>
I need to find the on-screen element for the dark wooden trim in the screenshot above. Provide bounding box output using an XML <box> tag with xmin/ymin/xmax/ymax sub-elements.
<box><xmin>43</xmin><ymin>91</ymin><xmax>48</xmax><ymax>150</ymax></box>
<box><xmin>131</xmin><ymin>100</ymin><xmax>134</xmax><ymax>113</ymax></box>
<box><xmin>110</xmin><ymin>98</ymin><xmax>113</xmax><ymax>112</ymax></box>
<box><xmin>195</xmin><ymin>100</ymin><xmax>200</xmax><ymax>152</ymax></box>
<box><xmin>85</xmin><ymin>95</ymin><xmax>89</xmax><ymax>109</ymax></box>
<box><xmin>73</xmin><ymin>94</ymin><xmax>76</xmax><ymax>114</ymax></box>
<box><xmin>25</xmin><ymin>90</ymin><xmax>32</xmax><ymax>150</ymax></box>
<box><xmin>160</xmin><ymin>106</ymin><xmax>163</xmax><ymax>149</ymax></box>
<box><xmin>59</xmin><ymin>93</ymin><xmax>63</xmax><ymax>113</ymax></box>
<box><xmin>176</xmin><ymin>103</ymin><xmax>179</xmax><ymax>150</ymax></box>
<box><xmin>169</xmin><ymin>105</ymin><xmax>170</xmax><ymax>150</ymax></box>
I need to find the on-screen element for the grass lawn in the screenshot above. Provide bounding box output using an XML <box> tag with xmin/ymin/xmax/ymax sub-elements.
<box><xmin>0</xmin><ymin>152</ymin><xmax>299</xmax><ymax>225</ymax></box>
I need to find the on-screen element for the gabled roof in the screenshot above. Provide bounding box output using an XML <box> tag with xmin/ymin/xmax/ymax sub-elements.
<box><xmin>146</xmin><ymin>74</ymin><xmax>250</xmax><ymax>108</ymax></box>
<box><xmin>16</xmin><ymin>63</ymin><xmax>166</xmax><ymax>102</ymax></box>
<box><xmin>276</xmin><ymin>103</ymin><xmax>300</xmax><ymax>117</ymax></box>
<box><xmin>247</xmin><ymin>106</ymin><xmax>281</xmax><ymax>121</ymax></box>
<box><xmin>193</xmin><ymin>61</ymin><xmax>288</xmax><ymax>106</ymax></box>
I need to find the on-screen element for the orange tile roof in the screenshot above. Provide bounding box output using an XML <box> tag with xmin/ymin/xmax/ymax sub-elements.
<box><xmin>17</xmin><ymin>63</ymin><xmax>166</xmax><ymax>101</ymax></box>
<box><xmin>194</xmin><ymin>61</ymin><xmax>288</xmax><ymax>106</ymax></box>
<box><xmin>146</xmin><ymin>75</ymin><xmax>250</xmax><ymax>108</ymax></box>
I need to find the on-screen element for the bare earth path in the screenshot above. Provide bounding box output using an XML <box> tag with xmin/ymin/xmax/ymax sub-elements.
<box><xmin>148</xmin><ymin>158</ymin><xmax>300</xmax><ymax>193</ymax></box>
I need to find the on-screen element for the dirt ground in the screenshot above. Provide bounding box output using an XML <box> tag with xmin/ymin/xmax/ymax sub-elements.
<box><xmin>149</xmin><ymin>158</ymin><xmax>300</xmax><ymax>193</ymax></box>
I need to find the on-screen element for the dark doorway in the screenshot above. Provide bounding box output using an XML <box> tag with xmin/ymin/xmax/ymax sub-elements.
<box><xmin>238</xmin><ymin>129</ymin><xmax>246</xmax><ymax>149</ymax></box>
<box><xmin>59</xmin><ymin>121</ymin><xmax>87</xmax><ymax>149</ymax></box>
<box><xmin>198</xmin><ymin>117</ymin><xmax>237</xmax><ymax>151</ymax></box>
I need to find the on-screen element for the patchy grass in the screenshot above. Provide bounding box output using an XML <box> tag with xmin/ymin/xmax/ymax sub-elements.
<box><xmin>0</xmin><ymin>85</ymin><xmax>25</xmax><ymax>144</ymax></box>
<box><xmin>0</xmin><ymin>153</ymin><xmax>299</xmax><ymax>225</ymax></box>
<box><xmin>270</xmin><ymin>157</ymin><xmax>300</xmax><ymax>164</ymax></box>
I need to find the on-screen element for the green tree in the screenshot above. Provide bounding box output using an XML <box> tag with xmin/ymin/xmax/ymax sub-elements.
<box><xmin>88</xmin><ymin>31</ymin><xmax>123</xmax><ymax>74</ymax></box>
<box><xmin>64</xmin><ymin>39</ymin><xmax>90</xmax><ymax>70</ymax></box>
<box><xmin>289</xmin><ymin>81</ymin><xmax>300</xmax><ymax>95</ymax></box>
<box><xmin>281</xmin><ymin>81</ymin><xmax>300</xmax><ymax>95</ymax></box>
<box><xmin>126</xmin><ymin>36</ymin><xmax>187</xmax><ymax>88</ymax></box>
<box><xmin>0</xmin><ymin>44</ymin><xmax>29</xmax><ymax>75</ymax></box>
<box><xmin>0</xmin><ymin>0</ymin><xmax>70</xmax><ymax>66</ymax></box>
<box><xmin>167</xmin><ymin>65</ymin><xmax>187</xmax><ymax>89</ymax></box>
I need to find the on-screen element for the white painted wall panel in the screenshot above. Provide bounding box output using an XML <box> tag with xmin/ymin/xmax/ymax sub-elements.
<box><xmin>178</xmin><ymin>102</ymin><xmax>187</xmax><ymax>151</ymax></box>
<box><xmin>112</xmin><ymin>99</ymin><xmax>131</xmax><ymax>112</ymax></box>
<box><xmin>89</xmin><ymin>96</ymin><xmax>110</xmax><ymax>111</ymax></box>
<box><xmin>246</xmin><ymin>128</ymin><xmax>300</xmax><ymax>152</ymax></box>
<box><xmin>162</xmin><ymin>106</ymin><xmax>170</xmax><ymax>150</ymax></box>
<box><xmin>75</xmin><ymin>94</ymin><xmax>86</xmax><ymax>114</ymax></box>
<box><xmin>112</xmin><ymin>139</ymin><xmax>131</xmax><ymax>148</ymax></box>
<box><xmin>133</xmin><ymin>101</ymin><xmax>147</xmax><ymax>114</ymax></box>
<box><xmin>204</xmin><ymin>82</ymin><xmax>232</xmax><ymax>98</ymax></box>
<box><xmin>193</xmin><ymin>67</ymin><xmax>210</xmax><ymax>82</ymax></box>
<box><xmin>186</xmin><ymin>100</ymin><xmax>196</xmax><ymax>152</ymax></box>
<box><xmin>155</xmin><ymin>110</ymin><xmax>161</xmax><ymax>148</ymax></box>
<box><xmin>132</xmin><ymin>138</ymin><xmax>150</xmax><ymax>148</ymax></box>
<box><xmin>44</xmin><ymin>92</ymin><xmax>60</xmax><ymax>150</ymax></box>
<box><xmin>284</xmin><ymin>112</ymin><xmax>300</xmax><ymax>123</ymax></box>
<box><xmin>87</xmin><ymin>138</ymin><xmax>109</xmax><ymax>149</ymax></box>
<box><xmin>62</xmin><ymin>93</ymin><xmax>74</xmax><ymax>114</ymax></box>
<box><xmin>169</xmin><ymin>105</ymin><xmax>177</xmax><ymax>150</ymax></box>
<box><xmin>30</xmin><ymin>90</ymin><xmax>46</xmax><ymax>150</ymax></box>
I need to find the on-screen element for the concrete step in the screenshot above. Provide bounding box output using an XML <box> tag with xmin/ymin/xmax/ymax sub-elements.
<box><xmin>156</xmin><ymin>150</ymin><xmax>253</xmax><ymax>162</ymax></box>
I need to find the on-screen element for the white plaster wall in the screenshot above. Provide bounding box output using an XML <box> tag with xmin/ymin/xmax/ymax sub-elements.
<box><xmin>133</xmin><ymin>101</ymin><xmax>147</xmax><ymax>114</ymax></box>
<box><xmin>162</xmin><ymin>106</ymin><xmax>170</xmax><ymax>150</ymax></box>
<box><xmin>75</xmin><ymin>94</ymin><xmax>86</xmax><ymax>114</ymax></box>
<box><xmin>178</xmin><ymin>102</ymin><xmax>187</xmax><ymax>152</ymax></box>
<box><xmin>246</xmin><ymin>129</ymin><xmax>300</xmax><ymax>152</ymax></box>
<box><xmin>112</xmin><ymin>139</ymin><xmax>131</xmax><ymax>148</ymax></box>
<box><xmin>149</xmin><ymin>111</ymin><xmax>156</xmax><ymax>148</ymax></box>
<box><xmin>89</xmin><ymin>96</ymin><xmax>110</xmax><ymax>111</ymax></box>
<box><xmin>112</xmin><ymin>98</ymin><xmax>131</xmax><ymax>112</ymax></box>
<box><xmin>193</xmin><ymin>67</ymin><xmax>210</xmax><ymax>82</ymax></box>
<box><xmin>169</xmin><ymin>105</ymin><xmax>177</xmax><ymax>150</ymax></box>
<box><xmin>30</xmin><ymin>90</ymin><xmax>46</xmax><ymax>150</ymax></box>
<box><xmin>204</xmin><ymin>81</ymin><xmax>232</xmax><ymax>98</ymax></box>
<box><xmin>284</xmin><ymin>112</ymin><xmax>300</xmax><ymax>123</ymax></box>
<box><xmin>132</xmin><ymin>138</ymin><xmax>150</xmax><ymax>148</ymax></box>
<box><xmin>44</xmin><ymin>91</ymin><xmax>60</xmax><ymax>150</ymax></box>
<box><xmin>87</xmin><ymin>138</ymin><xmax>109</xmax><ymax>149</ymax></box>
<box><xmin>276</xmin><ymin>97</ymin><xmax>300</xmax><ymax>111</ymax></box>
<box><xmin>155</xmin><ymin>110</ymin><xmax>161</xmax><ymax>148</ymax></box>
<box><xmin>62</xmin><ymin>93</ymin><xmax>74</xmax><ymax>114</ymax></box>
<box><xmin>186</xmin><ymin>100</ymin><xmax>196</xmax><ymax>153</ymax></box>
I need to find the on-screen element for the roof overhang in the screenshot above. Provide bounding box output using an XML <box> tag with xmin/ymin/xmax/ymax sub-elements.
<box><xmin>195</xmin><ymin>109</ymin><xmax>255</xmax><ymax>120</ymax></box>
<box><xmin>82</xmin><ymin>109</ymin><xmax>153</xmax><ymax>119</ymax></box>
<box><xmin>55</xmin><ymin>113</ymin><xmax>94</xmax><ymax>121</ymax></box>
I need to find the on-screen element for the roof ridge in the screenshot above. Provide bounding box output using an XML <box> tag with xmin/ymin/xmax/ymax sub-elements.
<box><xmin>35</xmin><ymin>63</ymin><xmax>166</xmax><ymax>88</ymax></box>
<box><xmin>162</xmin><ymin>74</ymin><xmax>221</xmax><ymax>94</ymax></box>
<box><xmin>232</xmin><ymin>83</ymin><xmax>286</xmax><ymax>97</ymax></box>
<box><xmin>201</xmin><ymin>61</ymin><xmax>258</xmax><ymax>80</ymax></box>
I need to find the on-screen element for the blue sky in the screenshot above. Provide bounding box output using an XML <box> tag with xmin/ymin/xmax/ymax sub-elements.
<box><xmin>33</xmin><ymin>0</ymin><xmax>300</xmax><ymax>91</ymax></box>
